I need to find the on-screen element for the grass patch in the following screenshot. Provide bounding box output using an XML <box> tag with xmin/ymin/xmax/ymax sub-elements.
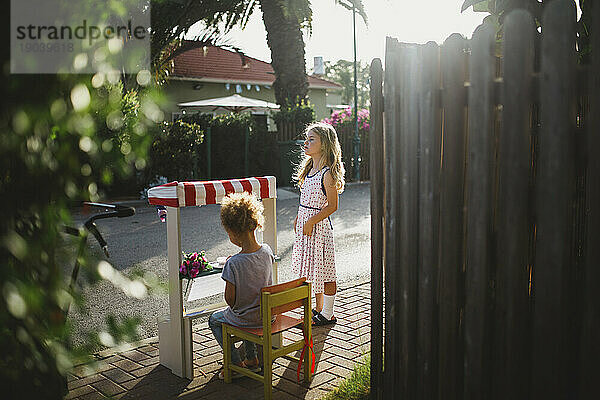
<box><xmin>322</xmin><ymin>354</ymin><xmax>370</xmax><ymax>400</ymax></box>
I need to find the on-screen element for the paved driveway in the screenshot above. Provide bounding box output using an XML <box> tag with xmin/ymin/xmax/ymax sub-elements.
<box><xmin>66</xmin><ymin>283</ymin><xmax>372</xmax><ymax>400</ymax></box>
<box><xmin>69</xmin><ymin>183</ymin><xmax>371</xmax><ymax>345</ymax></box>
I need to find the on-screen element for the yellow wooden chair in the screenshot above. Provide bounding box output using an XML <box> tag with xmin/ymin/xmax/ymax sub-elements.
<box><xmin>222</xmin><ymin>277</ymin><xmax>314</xmax><ymax>399</ymax></box>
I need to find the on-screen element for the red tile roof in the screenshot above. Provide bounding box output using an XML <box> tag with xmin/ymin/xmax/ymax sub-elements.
<box><xmin>170</xmin><ymin>44</ymin><xmax>342</xmax><ymax>90</ymax></box>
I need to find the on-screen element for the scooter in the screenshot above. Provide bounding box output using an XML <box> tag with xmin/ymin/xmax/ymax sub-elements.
<box><xmin>64</xmin><ymin>202</ymin><xmax>135</xmax><ymax>299</ymax></box>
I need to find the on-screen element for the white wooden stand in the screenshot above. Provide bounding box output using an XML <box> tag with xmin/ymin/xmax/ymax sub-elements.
<box><xmin>152</xmin><ymin>179</ymin><xmax>278</xmax><ymax>379</ymax></box>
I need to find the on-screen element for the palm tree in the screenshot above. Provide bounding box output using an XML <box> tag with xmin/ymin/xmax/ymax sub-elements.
<box><xmin>151</xmin><ymin>0</ymin><xmax>312</xmax><ymax>107</ymax></box>
<box><xmin>259</xmin><ymin>0</ymin><xmax>311</xmax><ymax>108</ymax></box>
<box><xmin>260</xmin><ymin>0</ymin><xmax>367</xmax><ymax>108</ymax></box>
<box><xmin>151</xmin><ymin>0</ymin><xmax>367</xmax><ymax>108</ymax></box>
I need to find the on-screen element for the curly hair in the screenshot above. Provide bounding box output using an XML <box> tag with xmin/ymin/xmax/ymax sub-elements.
<box><xmin>294</xmin><ymin>122</ymin><xmax>345</xmax><ymax>193</ymax></box>
<box><xmin>220</xmin><ymin>192</ymin><xmax>264</xmax><ymax>234</ymax></box>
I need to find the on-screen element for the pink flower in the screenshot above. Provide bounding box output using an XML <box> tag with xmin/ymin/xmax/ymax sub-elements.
<box><xmin>180</xmin><ymin>251</ymin><xmax>212</xmax><ymax>279</ymax></box>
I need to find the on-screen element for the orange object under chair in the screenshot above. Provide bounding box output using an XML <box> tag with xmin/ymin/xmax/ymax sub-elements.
<box><xmin>222</xmin><ymin>277</ymin><xmax>315</xmax><ymax>399</ymax></box>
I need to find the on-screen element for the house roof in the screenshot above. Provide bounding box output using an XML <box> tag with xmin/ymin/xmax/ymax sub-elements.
<box><xmin>170</xmin><ymin>44</ymin><xmax>342</xmax><ymax>91</ymax></box>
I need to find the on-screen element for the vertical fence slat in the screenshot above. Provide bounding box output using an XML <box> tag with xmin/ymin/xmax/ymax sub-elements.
<box><xmin>369</xmin><ymin>57</ymin><xmax>384</xmax><ymax>400</ymax></box>
<box><xmin>464</xmin><ymin>23</ymin><xmax>495</xmax><ymax>400</ymax></box>
<box><xmin>496</xmin><ymin>9</ymin><xmax>536</xmax><ymax>399</ymax></box>
<box><xmin>397</xmin><ymin>43</ymin><xmax>420</xmax><ymax>398</ymax></box>
<box><xmin>532</xmin><ymin>2</ymin><xmax>577</xmax><ymax>399</ymax></box>
<box><xmin>579</xmin><ymin>1</ymin><xmax>600</xmax><ymax>397</ymax></box>
<box><xmin>438</xmin><ymin>33</ymin><xmax>467</xmax><ymax>400</ymax></box>
<box><xmin>383</xmin><ymin>36</ymin><xmax>402</xmax><ymax>397</ymax></box>
<box><xmin>417</xmin><ymin>41</ymin><xmax>441</xmax><ymax>400</ymax></box>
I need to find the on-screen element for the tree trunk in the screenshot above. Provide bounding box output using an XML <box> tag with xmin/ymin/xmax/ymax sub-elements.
<box><xmin>259</xmin><ymin>0</ymin><xmax>309</xmax><ymax>108</ymax></box>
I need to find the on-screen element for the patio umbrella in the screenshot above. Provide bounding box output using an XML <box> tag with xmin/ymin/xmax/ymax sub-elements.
<box><xmin>177</xmin><ymin>94</ymin><xmax>280</xmax><ymax>113</ymax></box>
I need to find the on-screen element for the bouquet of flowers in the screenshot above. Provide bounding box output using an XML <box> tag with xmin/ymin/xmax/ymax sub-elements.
<box><xmin>179</xmin><ymin>251</ymin><xmax>212</xmax><ymax>280</ymax></box>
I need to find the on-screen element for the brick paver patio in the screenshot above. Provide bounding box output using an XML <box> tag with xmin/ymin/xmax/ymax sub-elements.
<box><xmin>66</xmin><ymin>282</ymin><xmax>371</xmax><ymax>399</ymax></box>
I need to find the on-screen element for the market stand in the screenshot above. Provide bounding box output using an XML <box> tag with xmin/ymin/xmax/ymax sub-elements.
<box><xmin>148</xmin><ymin>176</ymin><xmax>278</xmax><ymax>378</ymax></box>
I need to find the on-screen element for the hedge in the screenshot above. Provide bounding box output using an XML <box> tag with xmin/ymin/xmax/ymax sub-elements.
<box><xmin>141</xmin><ymin>113</ymin><xmax>279</xmax><ymax>188</ymax></box>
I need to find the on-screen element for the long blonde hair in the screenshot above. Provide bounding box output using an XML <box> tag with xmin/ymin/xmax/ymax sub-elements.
<box><xmin>294</xmin><ymin>122</ymin><xmax>345</xmax><ymax>193</ymax></box>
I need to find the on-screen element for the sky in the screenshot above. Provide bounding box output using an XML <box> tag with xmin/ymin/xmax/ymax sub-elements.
<box><xmin>187</xmin><ymin>1</ymin><xmax>583</xmax><ymax>72</ymax></box>
<box><xmin>188</xmin><ymin>0</ymin><xmax>488</xmax><ymax>70</ymax></box>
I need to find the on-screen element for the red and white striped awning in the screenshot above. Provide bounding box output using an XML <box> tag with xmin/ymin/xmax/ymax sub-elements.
<box><xmin>147</xmin><ymin>176</ymin><xmax>277</xmax><ymax>207</ymax></box>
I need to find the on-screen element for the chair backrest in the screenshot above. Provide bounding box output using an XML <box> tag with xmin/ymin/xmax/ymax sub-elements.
<box><xmin>261</xmin><ymin>277</ymin><xmax>307</xmax><ymax>315</ymax></box>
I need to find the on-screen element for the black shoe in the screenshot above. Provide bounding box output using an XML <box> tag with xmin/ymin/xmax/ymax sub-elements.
<box><xmin>312</xmin><ymin>312</ymin><xmax>337</xmax><ymax>326</ymax></box>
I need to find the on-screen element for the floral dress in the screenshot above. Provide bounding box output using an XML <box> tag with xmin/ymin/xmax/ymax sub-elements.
<box><xmin>291</xmin><ymin>167</ymin><xmax>336</xmax><ymax>294</ymax></box>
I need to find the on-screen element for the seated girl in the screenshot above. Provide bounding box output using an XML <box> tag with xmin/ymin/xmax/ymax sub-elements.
<box><xmin>208</xmin><ymin>192</ymin><xmax>274</xmax><ymax>379</ymax></box>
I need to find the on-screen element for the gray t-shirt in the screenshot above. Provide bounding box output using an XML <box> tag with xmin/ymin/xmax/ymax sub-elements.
<box><xmin>222</xmin><ymin>244</ymin><xmax>274</xmax><ymax>328</ymax></box>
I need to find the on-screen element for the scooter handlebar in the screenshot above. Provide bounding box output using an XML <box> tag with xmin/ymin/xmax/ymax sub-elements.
<box><xmin>84</xmin><ymin>202</ymin><xmax>135</xmax><ymax>218</ymax></box>
<box><xmin>82</xmin><ymin>202</ymin><xmax>136</xmax><ymax>256</ymax></box>
<box><xmin>85</xmin><ymin>221</ymin><xmax>109</xmax><ymax>257</ymax></box>
<box><xmin>115</xmin><ymin>205</ymin><xmax>135</xmax><ymax>218</ymax></box>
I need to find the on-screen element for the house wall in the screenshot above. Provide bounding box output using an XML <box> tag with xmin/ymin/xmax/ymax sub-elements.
<box><xmin>326</xmin><ymin>91</ymin><xmax>344</xmax><ymax>107</ymax></box>
<box><xmin>325</xmin><ymin>91</ymin><xmax>347</xmax><ymax>116</ymax></box>
<box><xmin>164</xmin><ymin>80</ymin><xmax>334</xmax><ymax>121</ymax></box>
<box><xmin>306</xmin><ymin>89</ymin><xmax>327</xmax><ymax>121</ymax></box>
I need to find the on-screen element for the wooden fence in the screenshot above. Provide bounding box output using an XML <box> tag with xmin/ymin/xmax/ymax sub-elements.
<box><xmin>337</xmin><ymin>125</ymin><xmax>370</xmax><ymax>182</ymax></box>
<box><xmin>276</xmin><ymin>121</ymin><xmax>301</xmax><ymax>142</ymax></box>
<box><xmin>369</xmin><ymin>3</ymin><xmax>599</xmax><ymax>400</ymax></box>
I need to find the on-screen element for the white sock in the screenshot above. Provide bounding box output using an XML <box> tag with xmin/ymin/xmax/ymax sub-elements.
<box><xmin>321</xmin><ymin>294</ymin><xmax>335</xmax><ymax>320</ymax></box>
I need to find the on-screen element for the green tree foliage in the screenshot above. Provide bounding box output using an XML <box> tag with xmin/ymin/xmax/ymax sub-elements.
<box><xmin>270</xmin><ymin>103</ymin><xmax>316</xmax><ymax>141</ymax></box>
<box><xmin>145</xmin><ymin>119</ymin><xmax>205</xmax><ymax>182</ymax></box>
<box><xmin>0</xmin><ymin>76</ymin><xmax>162</xmax><ymax>398</ymax></box>
<box><xmin>271</xmin><ymin>104</ymin><xmax>315</xmax><ymax>128</ymax></box>
<box><xmin>335</xmin><ymin>0</ymin><xmax>368</xmax><ymax>23</ymax></box>
<box><xmin>325</xmin><ymin>59</ymin><xmax>371</xmax><ymax>109</ymax></box>
<box><xmin>144</xmin><ymin>113</ymin><xmax>279</xmax><ymax>183</ymax></box>
<box><xmin>149</xmin><ymin>0</ymin><xmax>310</xmax><ymax>107</ymax></box>
<box><xmin>150</xmin><ymin>0</ymin><xmax>367</xmax><ymax>108</ymax></box>
<box><xmin>1</xmin><ymin>13</ymin><xmax>164</xmax><ymax>400</ymax></box>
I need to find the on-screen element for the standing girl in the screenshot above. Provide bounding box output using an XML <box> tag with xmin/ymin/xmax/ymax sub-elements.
<box><xmin>292</xmin><ymin>122</ymin><xmax>345</xmax><ymax>325</ymax></box>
